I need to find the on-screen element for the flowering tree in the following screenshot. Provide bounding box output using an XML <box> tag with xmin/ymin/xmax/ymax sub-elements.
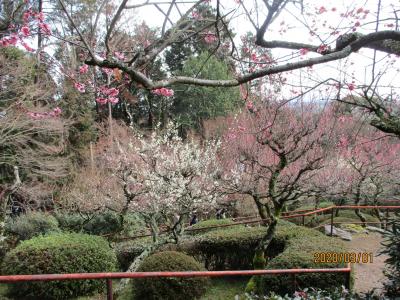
<box><xmin>338</xmin><ymin>128</ymin><xmax>400</xmax><ymax>224</ymax></box>
<box><xmin>4</xmin><ymin>1</ymin><xmax>400</xmax><ymax>138</ymax></box>
<box><xmin>93</xmin><ymin>123</ymin><xmax>220</xmax><ymax>291</ymax></box>
<box><xmin>221</xmin><ymin>100</ymin><xmax>340</xmax><ymax>271</ymax></box>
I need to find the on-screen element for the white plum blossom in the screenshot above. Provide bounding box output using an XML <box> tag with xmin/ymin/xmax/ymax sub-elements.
<box><xmin>122</xmin><ymin>122</ymin><xmax>222</xmax><ymax>231</ymax></box>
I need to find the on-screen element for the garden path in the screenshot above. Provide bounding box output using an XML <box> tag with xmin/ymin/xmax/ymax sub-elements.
<box><xmin>344</xmin><ymin>232</ymin><xmax>388</xmax><ymax>296</ymax></box>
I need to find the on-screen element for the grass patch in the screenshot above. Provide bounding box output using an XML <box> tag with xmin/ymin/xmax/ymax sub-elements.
<box><xmin>0</xmin><ymin>284</ymin><xmax>10</xmax><ymax>300</ymax></box>
<box><xmin>200</xmin><ymin>278</ymin><xmax>247</xmax><ymax>300</ymax></box>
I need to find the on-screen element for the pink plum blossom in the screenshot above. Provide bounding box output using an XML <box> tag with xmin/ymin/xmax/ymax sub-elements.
<box><xmin>20</xmin><ymin>26</ymin><xmax>30</xmax><ymax>37</ymax></box>
<box><xmin>317</xmin><ymin>44</ymin><xmax>328</xmax><ymax>53</ymax></box>
<box><xmin>21</xmin><ymin>42</ymin><xmax>34</xmax><ymax>52</ymax></box>
<box><xmin>74</xmin><ymin>82</ymin><xmax>86</xmax><ymax>93</ymax></box>
<box><xmin>114</xmin><ymin>51</ymin><xmax>125</xmax><ymax>60</ymax></box>
<box><xmin>204</xmin><ymin>32</ymin><xmax>217</xmax><ymax>44</ymax></box>
<box><xmin>107</xmin><ymin>87</ymin><xmax>119</xmax><ymax>97</ymax></box>
<box><xmin>108</xmin><ymin>97</ymin><xmax>119</xmax><ymax>104</ymax></box>
<box><xmin>152</xmin><ymin>88</ymin><xmax>174</xmax><ymax>97</ymax></box>
<box><xmin>79</xmin><ymin>64</ymin><xmax>89</xmax><ymax>74</ymax></box>
<box><xmin>96</xmin><ymin>97</ymin><xmax>108</xmax><ymax>105</ymax></box>
<box><xmin>300</xmin><ymin>48</ymin><xmax>309</xmax><ymax>55</ymax></box>
<box><xmin>39</xmin><ymin>22</ymin><xmax>51</xmax><ymax>35</ymax></box>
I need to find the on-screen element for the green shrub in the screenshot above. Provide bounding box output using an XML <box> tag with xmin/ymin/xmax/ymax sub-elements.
<box><xmin>187</xmin><ymin>218</ymin><xmax>235</xmax><ymax>235</ymax></box>
<box><xmin>82</xmin><ymin>211</ymin><xmax>122</xmax><ymax>235</ymax></box>
<box><xmin>5</xmin><ymin>212</ymin><xmax>60</xmax><ymax>241</ymax></box>
<box><xmin>189</xmin><ymin>222</ymin><xmax>290</xmax><ymax>270</ymax></box>
<box><xmin>54</xmin><ymin>213</ymin><xmax>84</xmax><ymax>231</ymax></box>
<box><xmin>119</xmin><ymin>213</ymin><xmax>146</xmax><ymax>237</ymax></box>
<box><xmin>55</xmin><ymin>211</ymin><xmax>145</xmax><ymax>237</ymax></box>
<box><xmin>188</xmin><ymin>220</ymin><xmax>350</xmax><ymax>294</ymax></box>
<box><xmin>2</xmin><ymin>233</ymin><xmax>117</xmax><ymax>299</ymax></box>
<box><xmin>257</xmin><ymin>226</ymin><xmax>349</xmax><ymax>295</ymax></box>
<box><xmin>55</xmin><ymin>211</ymin><xmax>122</xmax><ymax>235</ymax></box>
<box><xmin>133</xmin><ymin>251</ymin><xmax>209</xmax><ymax>300</ymax></box>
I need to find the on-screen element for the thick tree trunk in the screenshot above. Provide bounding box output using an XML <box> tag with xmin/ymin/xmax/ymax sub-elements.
<box><xmin>114</xmin><ymin>238</ymin><xmax>169</xmax><ymax>296</ymax></box>
<box><xmin>354</xmin><ymin>199</ymin><xmax>367</xmax><ymax>226</ymax></box>
<box><xmin>254</xmin><ymin>218</ymin><xmax>278</xmax><ymax>268</ymax></box>
<box><xmin>355</xmin><ymin>181</ymin><xmax>367</xmax><ymax>226</ymax></box>
<box><xmin>246</xmin><ymin>195</ymin><xmax>281</xmax><ymax>294</ymax></box>
<box><xmin>246</xmin><ymin>217</ymin><xmax>278</xmax><ymax>294</ymax></box>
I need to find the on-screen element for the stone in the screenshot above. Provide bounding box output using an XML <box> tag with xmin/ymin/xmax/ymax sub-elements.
<box><xmin>324</xmin><ymin>225</ymin><xmax>352</xmax><ymax>241</ymax></box>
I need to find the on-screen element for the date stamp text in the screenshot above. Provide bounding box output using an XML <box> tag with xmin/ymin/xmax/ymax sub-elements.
<box><xmin>313</xmin><ymin>252</ymin><xmax>373</xmax><ymax>263</ymax></box>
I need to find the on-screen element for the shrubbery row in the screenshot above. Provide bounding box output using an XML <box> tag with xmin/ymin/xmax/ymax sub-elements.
<box><xmin>5</xmin><ymin>211</ymin><xmax>145</xmax><ymax>241</ymax></box>
<box><xmin>117</xmin><ymin>219</ymin><xmax>350</xmax><ymax>295</ymax></box>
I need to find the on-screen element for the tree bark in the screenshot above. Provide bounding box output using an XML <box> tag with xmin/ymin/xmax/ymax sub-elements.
<box><xmin>246</xmin><ymin>216</ymin><xmax>278</xmax><ymax>295</ymax></box>
<box><xmin>114</xmin><ymin>238</ymin><xmax>170</xmax><ymax>296</ymax></box>
<box><xmin>355</xmin><ymin>181</ymin><xmax>367</xmax><ymax>226</ymax></box>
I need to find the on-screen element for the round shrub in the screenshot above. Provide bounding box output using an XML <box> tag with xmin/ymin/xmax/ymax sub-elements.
<box><xmin>191</xmin><ymin>226</ymin><xmax>266</xmax><ymax>270</ymax></box>
<box><xmin>2</xmin><ymin>233</ymin><xmax>117</xmax><ymax>299</ymax></box>
<box><xmin>6</xmin><ymin>212</ymin><xmax>60</xmax><ymax>241</ymax></box>
<box><xmin>133</xmin><ymin>251</ymin><xmax>209</xmax><ymax>300</ymax></box>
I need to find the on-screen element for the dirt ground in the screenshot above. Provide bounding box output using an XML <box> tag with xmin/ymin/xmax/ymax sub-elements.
<box><xmin>344</xmin><ymin>232</ymin><xmax>388</xmax><ymax>296</ymax></box>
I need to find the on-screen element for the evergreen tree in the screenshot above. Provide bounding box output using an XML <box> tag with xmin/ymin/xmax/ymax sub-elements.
<box><xmin>172</xmin><ymin>52</ymin><xmax>241</xmax><ymax>131</ymax></box>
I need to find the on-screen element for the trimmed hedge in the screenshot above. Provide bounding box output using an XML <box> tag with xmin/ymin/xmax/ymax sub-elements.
<box><xmin>187</xmin><ymin>218</ymin><xmax>236</xmax><ymax>235</ymax></box>
<box><xmin>133</xmin><ymin>251</ymin><xmax>209</xmax><ymax>300</ymax></box>
<box><xmin>188</xmin><ymin>220</ymin><xmax>349</xmax><ymax>294</ymax></box>
<box><xmin>2</xmin><ymin>233</ymin><xmax>117</xmax><ymax>299</ymax></box>
<box><xmin>116</xmin><ymin>220</ymin><xmax>350</xmax><ymax>295</ymax></box>
<box><xmin>5</xmin><ymin>212</ymin><xmax>60</xmax><ymax>241</ymax></box>
<box><xmin>257</xmin><ymin>224</ymin><xmax>349</xmax><ymax>295</ymax></box>
<box><xmin>189</xmin><ymin>225</ymin><xmax>282</xmax><ymax>270</ymax></box>
<box><xmin>55</xmin><ymin>211</ymin><xmax>146</xmax><ymax>236</ymax></box>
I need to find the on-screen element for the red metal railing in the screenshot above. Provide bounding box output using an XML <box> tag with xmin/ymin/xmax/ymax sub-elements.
<box><xmin>111</xmin><ymin>205</ymin><xmax>400</xmax><ymax>242</ymax></box>
<box><xmin>0</xmin><ymin>264</ymin><xmax>352</xmax><ymax>300</ymax></box>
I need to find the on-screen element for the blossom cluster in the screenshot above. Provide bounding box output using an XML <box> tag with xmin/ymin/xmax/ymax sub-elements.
<box><xmin>27</xmin><ymin>107</ymin><xmax>62</xmax><ymax>119</ymax></box>
<box><xmin>204</xmin><ymin>31</ymin><xmax>217</xmax><ymax>44</ymax></box>
<box><xmin>96</xmin><ymin>86</ymin><xmax>120</xmax><ymax>105</ymax></box>
<box><xmin>152</xmin><ymin>88</ymin><xmax>174</xmax><ymax>97</ymax></box>
<box><xmin>74</xmin><ymin>82</ymin><xmax>86</xmax><ymax>93</ymax></box>
<box><xmin>123</xmin><ymin>123</ymin><xmax>222</xmax><ymax>216</ymax></box>
<box><xmin>0</xmin><ymin>8</ymin><xmax>51</xmax><ymax>51</ymax></box>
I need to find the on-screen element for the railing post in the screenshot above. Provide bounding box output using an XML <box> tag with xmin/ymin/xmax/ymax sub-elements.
<box><xmin>345</xmin><ymin>268</ymin><xmax>351</xmax><ymax>290</ymax></box>
<box><xmin>107</xmin><ymin>278</ymin><xmax>113</xmax><ymax>300</ymax></box>
<box><xmin>292</xmin><ymin>274</ymin><xmax>296</xmax><ymax>292</ymax></box>
<box><xmin>330</xmin><ymin>208</ymin><xmax>334</xmax><ymax>237</ymax></box>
